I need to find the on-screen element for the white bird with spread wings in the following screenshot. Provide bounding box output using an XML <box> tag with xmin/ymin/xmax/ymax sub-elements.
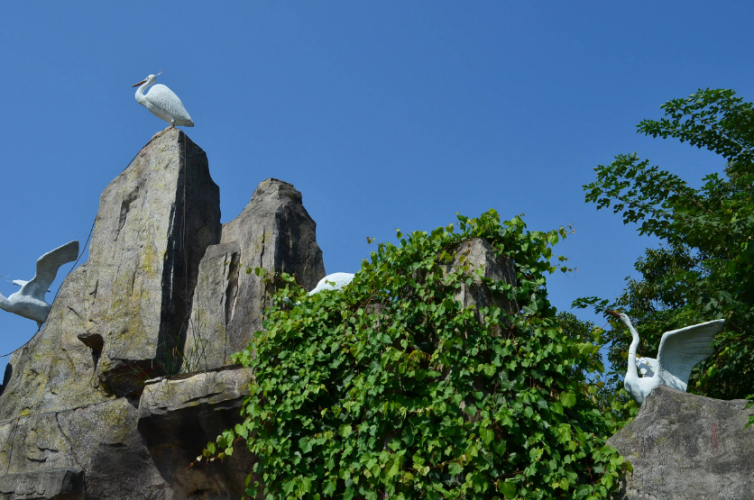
<box><xmin>606</xmin><ymin>310</ymin><xmax>724</xmax><ymax>404</ymax></box>
<box><xmin>0</xmin><ymin>241</ymin><xmax>79</xmax><ymax>328</ymax></box>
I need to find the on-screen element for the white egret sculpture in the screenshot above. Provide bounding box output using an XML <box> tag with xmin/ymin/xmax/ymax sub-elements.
<box><xmin>308</xmin><ymin>272</ymin><xmax>355</xmax><ymax>296</ymax></box>
<box><xmin>133</xmin><ymin>73</ymin><xmax>194</xmax><ymax>128</ymax></box>
<box><xmin>606</xmin><ymin>310</ymin><xmax>724</xmax><ymax>404</ymax></box>
<box><xmin>0</xmin><ymin>241</ymin><xmax>79</xmax><ymax>328</ymax></box>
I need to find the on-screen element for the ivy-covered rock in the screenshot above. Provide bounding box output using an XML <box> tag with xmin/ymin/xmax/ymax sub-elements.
<box><xmin>205</xmin><ymin>211</ymin><xmax>629</xmax><ymax>499</ymax></box>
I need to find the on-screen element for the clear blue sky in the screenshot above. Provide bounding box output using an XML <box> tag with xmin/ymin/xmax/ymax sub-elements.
<box><xmin>1</xmin><ymin>2</ymin><xmax>752</xmax><ymax>375</ymax></box>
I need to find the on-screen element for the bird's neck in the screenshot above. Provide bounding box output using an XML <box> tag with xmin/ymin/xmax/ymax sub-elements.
<box><xmin>624</xmin><ymin>318</ymin><xmax>640</xmax><ymax>380</ymax></box>
<box><xmin>0</xmin><ymin>291</ymin><xmax>10</xmax><ymax>312</ymax></box>
<box><xmin>135</xmin><ymin>81</ymin><xmax>153</xmax><ymax>105</ymax></box>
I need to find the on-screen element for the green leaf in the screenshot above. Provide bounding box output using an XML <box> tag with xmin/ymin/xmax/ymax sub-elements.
<box><xmin>560</xmin><ymin>392</ymin><xmax>577</xmax><ymax>408</ymax></box>
<box><xmin>500</xmin><ymin>481</ymin><xmax>517</xmax><ymax>498</ymax></box>
<box><xmin>448</xmin><ymin>463</ymin><xmax>463</xmax><ymax>476</ymax></box>
<box><xmin>480</xmin><ymin>427</ymin><xmax>494</xmax><ymax>446</ymax></box>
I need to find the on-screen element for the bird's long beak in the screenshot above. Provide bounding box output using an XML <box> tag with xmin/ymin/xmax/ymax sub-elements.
<box><xmin>605</xmin><ymin>309</ymin><xmax>622</xmax><ymax>319</ymax></box>
<box><xmin>132</xmin><ymin>79</ymin><xmax>147</xmax><ymax>87</ymax></box>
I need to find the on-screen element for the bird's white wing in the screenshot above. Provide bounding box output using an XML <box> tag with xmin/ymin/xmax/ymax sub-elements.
<box><xmin>13</xmin><ymin>279</ymin><xmax>50</xmax><ymax>292</ymax></box>
<box><xmin>657</xmin><ymin>319</ymin><xmax>724</xmax><ymax>391</ymax></box>
<box><xmin>146</xmin><ymin>84</ymin><xmax>193</xmax><ymax>125</ymax></box>
<box><xmin>20</xmin><ymin>241</ymin><xmax>79</xmax><ymax>300</ymax></box>
<box><xmin>308</xmin><ymin>273</ymin><xmax>355</xmax><ymax>295</ymax></box>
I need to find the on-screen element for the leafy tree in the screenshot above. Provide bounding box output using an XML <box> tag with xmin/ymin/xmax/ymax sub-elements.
<box><xmin>201</xmin><ymin>211</ymin><xmax>628</xmax><ymax>499</ymax></box>
<box><xmin>576</xmin><ymin>89</ymin><xmax>754</xmax><ymax>416</ymax></box>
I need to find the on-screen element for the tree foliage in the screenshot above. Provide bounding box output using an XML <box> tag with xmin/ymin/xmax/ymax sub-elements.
<box><xmin>577</xmin><ymin>88</ymin><xmax>754</xmax><ymax>416</ymax></box>
<box><xmin>201</xmin><ymin>210</ymin><xmax>627</xmax><ymax>499</ymax></box>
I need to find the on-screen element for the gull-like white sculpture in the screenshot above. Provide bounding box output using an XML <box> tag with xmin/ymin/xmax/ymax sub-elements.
<box><xmin>606</xmin><ymin>310</ymin><xmax>724</xmax><ymax>404</ymax></box>
<box><xmin>133</xmin><ymin>73</ymin><xmax>194</xmax><ymax>128</ymax></box>
<box><xmin>0</xmin><ymin>241</ymin><xmax>79</xmax><ymax>327</ymax></box>
<box><xmin>308</xmin><ymin>272</ymin><xmax>355</xmax><ymax>296</ymax></box>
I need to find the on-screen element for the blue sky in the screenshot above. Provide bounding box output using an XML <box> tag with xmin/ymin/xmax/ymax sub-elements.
<box><xmin>1</xmin><ymin>2</ymin><xmax>752</xmax><ymax>375</ymax></box>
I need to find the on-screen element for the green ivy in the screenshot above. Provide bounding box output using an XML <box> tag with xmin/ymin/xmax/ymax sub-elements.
<box><xmin>202</xmin><ymin>210</ymin><xmax>628</xmax><ymax>499</ymax></box>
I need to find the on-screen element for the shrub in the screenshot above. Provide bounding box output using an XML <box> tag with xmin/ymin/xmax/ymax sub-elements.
<box><xmin>203</xmin><ymin>210</ymin><xmax>628</xmax><ymax>499</ymax></box>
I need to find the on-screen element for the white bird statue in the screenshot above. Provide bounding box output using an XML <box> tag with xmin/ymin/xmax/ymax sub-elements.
<box><xmin>281</xmin><ymin>272</ymin><xmax>356</xmax><ymax>307</ymax></box>
<box><xmin>133</xmin><ymin>73</ymin><xmax>194</xmax><ymax>128</ymax></box>
<box><xmin>308</xmin><ymin>272</ymin><xmax>356</xmax><ymax>296</ymax></box>
<box><xmin>635</xmin><ymin>356</ymin><xmax>658</xmax><ymax>377</ymax></box>
<box><xmin>0</xmin><ymin>241</ymin><xmax>79</xmax><ymax>328</ymax></box>
<box><xmin>606</xmin><ymin>310</ymin><xmax>724</xmax><ymax>404</ymax></box>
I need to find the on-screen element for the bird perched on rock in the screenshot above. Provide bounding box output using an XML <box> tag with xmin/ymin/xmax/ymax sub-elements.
<box><xmin>0</xmin><ymin>241</ymin><xmax>79</xmax><ymax>328</ymax></box>
<box><xmin>133</xmin><ymin>73</ymin><xmax>194</xmax><ymax>129</ymax></box>
<box><xmin>308</xmin><ymin>272</ymin><xmax>356</xmax><ymax>296</ymax></box>
<box><xmin>606</xmin><ymin>310</ymin><xmax>724</xmax><ymax>404</ymax></box>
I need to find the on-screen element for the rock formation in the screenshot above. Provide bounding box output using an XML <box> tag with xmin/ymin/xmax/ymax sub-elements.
<box><xmin>183</xmin><ymin>178</ymin><xmax>325</xmax><ymax>371</ymax></box>
<box><xmin>608</xmin><ymin>385</ymin><xmax>754</xmax><ymax>499</ymax></box>
<box><xmin>15</xmin><ymin>130</ymin><xmax>752</xmax><ymax>499</ymax></box>
<box><xmin>0</xmin><ymin>130</ymin><xmax>326</xmax><ymax>499</ymax></box>
<box><xmin>448</xmin><ymin>237</ymin><xmax>517</xmax><ymax>318</ymax></box>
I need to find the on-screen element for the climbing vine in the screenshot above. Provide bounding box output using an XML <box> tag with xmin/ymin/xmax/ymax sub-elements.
<box><xmin>201</xmin><ymin>210</ymin><xmax>628</xmax><ymax>499</ymax></box>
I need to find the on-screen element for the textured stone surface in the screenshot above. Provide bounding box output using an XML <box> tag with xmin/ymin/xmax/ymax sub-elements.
<box><xmin>85</xmin><ymin>128</ymin><xmax>221</xmax><ymax>395</ymax></box>
<box><xmin>0</xmin><ymin>129</ymin><xmax>221</xmax><ymax>415</ymax></box>
<box><xmin>138</xmin><ymin>367</ymin><xmax>256</xmax><ymax>498</ymax></box>
<box><xmin>0</xmin><ymin>255</ymin><xmax>111</xmax><ymax>421</ymax></box>
<box><xmin>448</xmin><ymin>237</ymin><xmax>517</xmax><ymax>319</ymax></box>
<box><xmin>0</xmin><ymin>398</ymin><xmax>165</xmax><ymax>500</ymax></box>
<box><xmin>608</xmin><ymin>385</ymin><xmax>754</xmax><ymax>499</ymax></box>
<box><xmin>182</xmin><ymin>243</ymin><xmax>241</xmax><ymax>372</ymax></box>
<box><xmin>184</xmin><ymin>178</ymin><xmax>325</xmax><ymax>371</ymax></box>
<box><xmin>0</xmin><ymin>469</ymin><xmax>85</xmax><ymax>500</ymax></box>
<box><xmin>0</xmin><ymin>132</ymin><xmax>274</xmax><ymax>498</ymax></box>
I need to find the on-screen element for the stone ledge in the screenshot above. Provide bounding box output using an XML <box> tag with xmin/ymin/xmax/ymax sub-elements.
<box><xmin>139</xmin><ymin>366</ymin><xmax>252</xmax><ymax>418</ymax></box>
<box><xmin>0</xmin><ymin>468</ymin><xmax>85</xmax><ymax>500</ymax></box>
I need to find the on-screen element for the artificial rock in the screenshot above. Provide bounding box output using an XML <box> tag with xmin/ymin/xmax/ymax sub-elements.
<box><xmin>85</xmin><ymin>128</ymin><xmax>221</xmax><ymax>395</ymax></box>
<box><xmin>0</xmin><ymin>131</ymin><xmax>326</xmax><ymax>499</ymax></box>
<box><xmin>138</xmin><ymin>367</ymin><xmax>256</xmax><ymax>498</ymax></box>
<box><xmin>448</xmin><ymin>237</ymin><xmax>517</xmax><ymax>317</ymax></box>
<box><xmin>183</xmin><ymin>178</ymin><xmax>325</xmax><ymax>371</ymax></box>
<box><xmin>608</xmin><ymin>385</ymin><xmax>754</xmax><ymax>499</ymax></box>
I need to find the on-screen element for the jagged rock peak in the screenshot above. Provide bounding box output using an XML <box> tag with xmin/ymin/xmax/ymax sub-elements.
<box><xmin>86</xmin><ymin>128</ymin><xmax>221</xmax><ymax>395</ymax></box>
<box><xmin>183</xmin><ymin>177</ymin><xmax>326</xmax><ymax>372</ymax></box>
<box><xmin>0</xmin><ymin>127</ymin><xmax>222</xmax><ymax>420</ymax></box>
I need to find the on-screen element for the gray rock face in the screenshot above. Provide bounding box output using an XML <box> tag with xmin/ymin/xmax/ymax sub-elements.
<box><xmin>184</xmin><ymin>178</ymin><xmax>325</xmax><ymax>371</ymax></box>
<box><xmin>85</xmin><ymin>129</ymin><xmax>221</xmax><ymax>395</ymax></box>
<box><xmin>0</xmin><ymin>129</ymin><xmax>221</xmax><ymax>417</ymax></box>
<box><xmin>449</xmin><ymin>237</ymin><xmax>517</xmax><ymax>318</ymax></box>
<box><xmin>0</xmin><ymin>133</ymin><xmax>328</xmax><ymax>498</ymax></box>
<box><xmin>0</xmin><ymin>397</ymin><xmax>166</xmax><ymax>500</ymax></box>
<box><xmin>0</xmin><ymin>469</ymin><xmax>85</xmax><ymax>500</ymax></box>
<box><xmin>608</xmin><ymin>385</ymin><xmax>754</xmax><ymax>499</ymax></box>
<box><xmin>138</xmin><ymin>367</ymin><xmax>256</xmax><ymax>498</ymax></box>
